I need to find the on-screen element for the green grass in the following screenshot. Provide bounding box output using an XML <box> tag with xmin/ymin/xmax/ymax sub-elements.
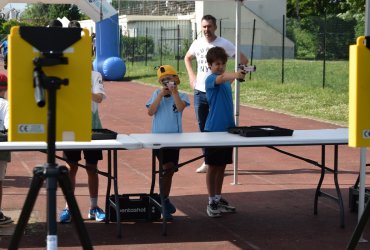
<box><xmin>124</xmin><ymin>58</ymin><xmax>349</xmax><ymax>126</ymax></box>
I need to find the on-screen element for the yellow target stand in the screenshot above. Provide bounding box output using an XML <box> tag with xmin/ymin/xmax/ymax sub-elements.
<box><xmin>8</xmin><ymin>26</ymin><xmax>91</xmax><ymax>142</ymax></box>
<box><xmin>349</xmin><ymin>36</ymin><xmax>370</xmax><ymax>147</ymax></box>
<box><xmin>7</xmin><ymin>26</ymin><xmax>93</xmax><ymax>250</ymax></box>
<box><xmin>348</xmin><ymin>36</ymin><xmax>370</xmax><ymax>248</ymax></box>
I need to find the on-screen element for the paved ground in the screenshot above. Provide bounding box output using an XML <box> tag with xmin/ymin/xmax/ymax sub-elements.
<box><xmin>0</xmin><ymin>70</ymin><xmax>370</xmax><ymax>249</ymax></box>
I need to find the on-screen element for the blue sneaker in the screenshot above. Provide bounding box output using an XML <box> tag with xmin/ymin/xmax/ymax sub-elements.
<box><xmin>59</xmin><ymin>208</ymin><xmax>71</xmax><ymax>223</ymax></box>
<box><xmin>164</xmin><ymin>198</ymin><xmax>176</xmax><ymax>214</ymax></box>
<box><xmin>88</xmin><ymin>207</ymin><xmax>106</xmax><ymax>222</ymax></box>
<box><xmin>162</xmin><ymin>198</ymin><xmax>176</xmax><ymax>221</ymax></box>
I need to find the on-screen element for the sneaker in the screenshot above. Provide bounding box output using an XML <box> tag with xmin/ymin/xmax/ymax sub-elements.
<box><xmin>207</xmin><ymin>201</ymin><xmax>221</xmax><ymax>218</ymax></box>
<box><xmin>88</xmin><ymin>207</ymin><xmax>106</xmax><ymax>222</ymax></box>
<box><xmin>162</xmin><ymin>210</ymin><xmax>173</xmax><ymax>221</ymax></box>
<box><xmin>161</xmin><ymin>198</ymin><xmax>175</xmax><ymax>221</ymax></box>
<box><xmin>0</xmin><ymin>211</ymin><xmax>13</xmax><ymax>225</ymax></box>
<box><xmin>164</xmin><ymin>198</ymin><xmax>176</xmax><ymax>214</ymax></box>
<box><xmin>59</xmin><ymin>208</ymin><xmax>71</xmax><ymax>223</ymax></box>
<box><xmin>196</xmin><ymin>162</ymin><xmax>208</xmax><ymax>173</ymax></box>
<box><xmin>218</xmin><ymin>198</ymin><xmax>236</xmax><ymax>213</ymax></box>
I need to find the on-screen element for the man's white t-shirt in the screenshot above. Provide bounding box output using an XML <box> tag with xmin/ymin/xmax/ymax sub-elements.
<box><xmin>187</xmin><ymin>36</ymin><xmax>236</xmax><ymax>92</ymax></box>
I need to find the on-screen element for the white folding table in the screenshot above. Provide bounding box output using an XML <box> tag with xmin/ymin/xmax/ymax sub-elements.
<box><xmin>130</xmin><ymin>128</ymin><xmax>349</xmax><ymax>235</ymax></box>
<box><xmin>0</xmin><ymin>134</ymin><xmax>142</xmax><ymax>238</ymax></box>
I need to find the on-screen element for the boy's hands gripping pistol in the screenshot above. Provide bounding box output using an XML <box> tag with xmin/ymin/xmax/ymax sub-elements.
<box><xmin>238</xmin><ymin>64</ymin><xmax>256</xmax><ymax>82</ymax></box>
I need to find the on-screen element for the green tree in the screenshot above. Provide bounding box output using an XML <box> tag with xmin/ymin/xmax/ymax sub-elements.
<box><xmin>338</xmin><ymin>0</ymin><xmax>365</xmax><ymax>37</ymax></box>
<box><xmin>2</xmin><ymin>19</ymin><xmax>30</xmax><ymax>34</ymax></box>
<box><xmin>21</xmin><ymin>4</ymin><xmax>83</xmax><ymax>26</ymax></box>
<box><xmin>287</xmin><ymin>0</ymin><xmax>349</xmax><ymax>18</ymax></box>
<box><xmin>48</xmin><ymin>4</ymin><xmax>82</xmax><ymax>21</ymax></box>
<box><xmin>21</xmin><ymin>3</ymin><xmax>49</xmax><ymax>26</ymax></box>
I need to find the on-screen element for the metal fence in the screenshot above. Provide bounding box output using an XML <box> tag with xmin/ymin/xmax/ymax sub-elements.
<box><xmin>121</xmin><ymin>14</ymin><xmax>357</xmax><ymax>87</ymax></box>
<box><xmin>121</xmin><ymin>20</ymin><xmax>193</xmax><ymax>71</ymax></box>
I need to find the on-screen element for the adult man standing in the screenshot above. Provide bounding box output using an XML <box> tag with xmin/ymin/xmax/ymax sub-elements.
<box><xmin>184</xmin><ymin>14</ymin><xmax>248</xmax><ymax>173</ymax></box>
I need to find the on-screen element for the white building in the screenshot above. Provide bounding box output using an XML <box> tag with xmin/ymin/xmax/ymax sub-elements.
<box><xmin>78</xmin><ymin>0</ymin><xmax>294</xmax><ymax>59</ymax></box>
<box><xmin>195</xmin><ymin>0</ymin><xmax>293</xmax><ymax>59</ymax></box>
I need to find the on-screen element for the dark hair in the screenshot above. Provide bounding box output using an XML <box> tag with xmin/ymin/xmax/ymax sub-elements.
<box><xmin>201</xmin><ymin>15</ymin><xmax>217</xmax><ymax>26</ymax></box>
<box><xmin>206</xmin><ymin>47</ymin><xmax>228</xmax><ymax>65</ymax></box>
<box><xmin>68</xmin><ymin>20</ymin><xmax>81</xmax><ymax>28</ymax></box>
<box><xmin>48</xmin><ymin>19</ymin><xmax>62</xmax><ymax>27</ymax></box>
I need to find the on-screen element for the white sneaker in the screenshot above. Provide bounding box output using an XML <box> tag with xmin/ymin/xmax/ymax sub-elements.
<box><xmin>196</xmin><ymin>162</ymin><xmax>208</xmax><ymax>173</ymax></box>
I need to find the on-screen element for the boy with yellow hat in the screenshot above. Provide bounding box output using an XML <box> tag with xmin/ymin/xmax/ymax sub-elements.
<box><xmin>146</xmin><ymin>65</ymin><xmax>190</xmax><ymax>220</ymax></box>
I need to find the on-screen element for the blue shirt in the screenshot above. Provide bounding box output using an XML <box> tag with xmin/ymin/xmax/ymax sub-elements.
<box><xmin>146</xmin><ymin>89</ymin><xmax>190</xmax><ymax>133</ymax></box>
<box><xmin>1</xmin><ymin>40</ymin><xmax>7</xmax><ymax>56</ymax></box>
<box><xmin>205</xmin><ymin>73</ymin><xmax>235</xmax><ymax>132</ymax></box>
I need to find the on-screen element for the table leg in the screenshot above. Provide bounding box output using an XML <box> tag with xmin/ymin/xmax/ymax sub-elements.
<box><xmin>105</xmin><ymin>150</ymin><xmax>111</xmax><ymax>222</ymax></box>
<box><xmin>314</xmin><ymin>145</ymin><xmax>344</xmax><ymax>227</ymax></box>
<box><xmin>112</xmin><ymin>150</ymin><xmax>121</xmax><ymax>237</ymax></box>
<box><xmin>157</xmin><ymin>149</ymin><xmax>167</xmax><ymax>236</ymax></box>
<box><xmin>314</xmin><ymin>145</ymin><xmax>326</xmax><ymax>215</ymax></box>
<box><xmin>333</xmin><ymin>145</ymin><xmax>345</xmax><ymax>228</ymax></box>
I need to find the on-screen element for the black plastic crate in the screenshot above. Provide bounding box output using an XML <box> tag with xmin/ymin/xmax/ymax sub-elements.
<box><xmin>109</xmin><ymin>193</ymin><xmax>161</xmax><ymax>222</ymax></box>
<box><xmin>349</xmin><ymin>186</ymin><xmax>370</xmax><ymax>212</ymax></box>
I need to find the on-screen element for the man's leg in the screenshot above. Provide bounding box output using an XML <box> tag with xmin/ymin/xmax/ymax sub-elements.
<box><xmin>194</xmin><ymin>90</ymin><xmax>209</xmax><ymax>173</ymax></box>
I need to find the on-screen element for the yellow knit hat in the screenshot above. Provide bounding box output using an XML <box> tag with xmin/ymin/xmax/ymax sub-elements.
<box><xmin>157</xmin><ymin>65</ymin><xmax>178</xmax><ymax>79</ymax></box>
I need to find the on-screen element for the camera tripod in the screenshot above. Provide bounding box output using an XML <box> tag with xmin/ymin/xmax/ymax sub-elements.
<box><xmin>8</xmin><ymin>27</ymin><xmax>92</xmax><ymax>249</ymax></box>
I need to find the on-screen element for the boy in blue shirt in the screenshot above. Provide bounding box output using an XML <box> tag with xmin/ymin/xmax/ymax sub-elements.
<box><xmin>0</xmin><ymin>40</ymin><xmax>8</xmax><ymax>70</ymax></box>
<box><xmin>146</xmin><ymin>65</ymin><xmax>190</xmax><ymax>220</ymax></box>
<box><xmin>204</xmin><ymin>46</ymin><xmax>246</xmax><ymax>217</ymax></box>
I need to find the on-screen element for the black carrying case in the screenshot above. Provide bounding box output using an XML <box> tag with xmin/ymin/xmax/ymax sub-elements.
<box><xmin>228</xmin><ymin>125</ymin><xmax>293</xmax><ymax>137</ymax></box>
<box><xmin>109</xmin><ymin>193</ymin><xmax>161</xmax><ymax>222</ymax></box>
<box><xmin>92</xmin><ymin>128</ymin><xmax>117</xmax><ymax>140</ymax></box>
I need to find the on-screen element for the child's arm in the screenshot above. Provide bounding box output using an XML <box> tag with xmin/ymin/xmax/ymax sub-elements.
<box><xmin>171</xmin><ymin>87</ymin><xmax>186</xmax><ymax>112</ymax></box>
<box><xmin>215</xmin><ymin>69</ymin><xmax>246</xmax><ymax>84</ymax></box>
<box><xmin>92</xmin><ymin>93</ymin><xmax>104</xmax><ymax>103</ymax></box>
<box><xmin>147</xmin><ymin>89</ymin><xmax>166</xmax><ymax>116</ymax></box>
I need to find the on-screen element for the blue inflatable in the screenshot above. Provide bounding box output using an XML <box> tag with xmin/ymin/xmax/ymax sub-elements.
<box><xmin>103</xmin><ymin>57</ymin><xmax>126</xmax><ymax>81</ymax></box>
<box><xmin>94</xmin><ymin>13</ymin><xmax>125</xmax><ymax>81</ymax></box>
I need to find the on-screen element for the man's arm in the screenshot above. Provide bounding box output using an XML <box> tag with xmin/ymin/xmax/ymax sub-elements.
<box><xmin>184</xmin><ymin>52</ymin><xmax>196</xmax><ymax>89</ymax></box>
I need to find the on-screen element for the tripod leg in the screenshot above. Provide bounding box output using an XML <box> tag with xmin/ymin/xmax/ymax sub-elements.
<box><xmin>347</xmin><ymin>199</ymin><xmax>370</xmax><ymax>250</ymax></box>
<box><xmin>8</xmin><ymin>166</ymin><xmax>45</xmax><ymax>250</ymax></box>
<box><xmin>57</xmin><ymin>166</ymin><xmax>93</xmax><ymax>249</ymax></box>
